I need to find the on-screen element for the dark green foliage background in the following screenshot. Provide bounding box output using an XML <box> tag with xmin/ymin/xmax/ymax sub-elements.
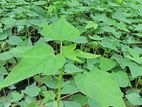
<box><xmin>0</xmin><ymin>0</ymin><xmax>142</xmax><ymax>107</ymax></box>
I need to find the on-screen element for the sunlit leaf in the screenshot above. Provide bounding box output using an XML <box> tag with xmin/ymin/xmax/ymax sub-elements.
<box><xmin>62</xmin><ymin>44</ymin><xmax>100</xmax><ymax>63</ymax></box>
<box><xmin>40</xmin><ymin>18</ymin><xmax>80</xmax><ymax>42</ymax></box>
<box><xmin>74</xmin><ymin>70</ymin><xmax>126</xmax><ymax>107</ymax></box>
<box><xmin>0</xmin><ymin>44</ymin><xmax>66</xmax><ymax>89</ymax></box>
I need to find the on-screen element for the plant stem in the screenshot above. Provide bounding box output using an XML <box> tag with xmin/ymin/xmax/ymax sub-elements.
<box><xmin>57</xmin><ymin>68</ymin><xmax>64</xmax><ymax>107</ymax></box>
<box><xmin>60</xmin><ymin>40</ymin><xmax>63</xmax><ymax>54</ymax></box>
<box><xmin>28</xmin><ymin>77</ymin><xmax>31</xmax><ymax>85</ymax></box>
<box><xmin>136</xmin><ymin>76</ymin><xmax>141</xmax><ymax>88</ymax></box>
<box><xmin>3</xmin><ymin>89</ymin><xmax>7</xmax><ymax>101</ymax></box>
<box><xmin>57</xmin><ymin>40</ymin><xmax>63</xmax><ymax>107</ymax></box>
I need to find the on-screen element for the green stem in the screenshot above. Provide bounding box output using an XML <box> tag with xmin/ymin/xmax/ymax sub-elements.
<box><xmin>3</xmin><ymin>89</ymin><xmax>7</xmax><ymax>101</ymax></box>
<box><xmin>60</xmin><ymin>40</ymin><xmax>63</xmax><ymax>54</ymax></box>
<box><xmin>136</xmin><ymin>76</ymin><xmax>141</xmax><ymax>88</ymax></box>
<box><xmin>57</xmin><ymin>68</ymin><xmax>64</xmax><ymax>107</ymax></box>
<box><xmin>57</xmin><ymin>41</ymin><xmax>63</xmax><ymax>107</ymax></box>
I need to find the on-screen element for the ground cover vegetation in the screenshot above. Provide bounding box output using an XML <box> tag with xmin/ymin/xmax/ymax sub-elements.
<box><xmin>0</xmin><ymin>0</ymin><xmax>142</xmax><ymax>107</ymax></box>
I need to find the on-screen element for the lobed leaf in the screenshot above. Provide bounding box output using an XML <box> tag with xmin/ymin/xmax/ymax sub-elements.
<box><xmin>62</xmin><ymin>44</ymin><xmax>100</xmax><ymax>63</ymax></box>
<box><xmin>40</xmin><ymin>18</ymin><xmax>80</xmax><ymax>42</ymax></box>
<box><xmin>0</xmin><ymin>44</ymin><xmax>66</xmax><ymax>89</ymax></box>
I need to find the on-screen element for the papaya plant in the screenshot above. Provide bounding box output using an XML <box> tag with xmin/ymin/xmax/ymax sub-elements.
<box><xmin>0</xmin><ymin>18</ymin><xmax>101</xmax><ymax>107</ymax></box>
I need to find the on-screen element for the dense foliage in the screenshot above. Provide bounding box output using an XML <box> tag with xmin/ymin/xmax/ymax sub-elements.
<box><xmin>0</xmin><ymin>0</ymin><xmax>142</xmax><ymax>107</ymax></box>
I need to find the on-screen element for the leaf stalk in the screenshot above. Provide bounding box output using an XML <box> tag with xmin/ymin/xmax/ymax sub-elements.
<box><xmin>57</xmin><ymin>41</ymin><xmax>63</xmax><ymax>107</ymax></box>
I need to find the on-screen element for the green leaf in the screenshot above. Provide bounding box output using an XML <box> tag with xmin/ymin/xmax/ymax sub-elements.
<box><xmin>10</xmin><ymin>91</ymin><xmax>23</xmax><ymax>102</ymax></box>
<box><xmin>9</xmin><ymin>46</ymin><xmax>32</xmax><ymax>58</ymax></box>
<box><xmin>62</xmin><ymin>44</ymin><xmax>100</xmax><ymax>63</ymax></box>
<box><xmin>85</xmin><ymin>21</ymin><xmax>98</xmax><ymax>29</ymax></box>
<box><xmin>0</xmin><ymin>44</ymin><xmax>66</xmax><ymax>89</ymax></box>
<box><xmin>61</xmin><ymin>81</ymin><xmax>78</xmax><ymax>94</ymax></box>
<box><xmin>134</xmin><ymin>24</ymin><xmax>142</xmax><ymax>31</ymax></box>
<box><xmin>71</xmin><ymin>36</ymin><xmax>88</xmax><ymax>43</ymax></box>
<box><xmin>112</xmin><ymin>11</ymin><xmax>128</xmax><ymax>23</ymax></box>
<box><xmin>62</xmin><ymin>101</ymin><xmax>81</xmax><ymax>107</ymax></box>
<box><xmin>91</xmin><ymin>14</ymin><xmax>109</xmax><ymax>22</ymax></box>
<box><xmin>40</xmin><ymin>18</ymin><xmax>80</xmax><ymax>41</ymax></box>
<box><xmin>101</xmin><ymin>26</ymin><xmax>117</xmax><ymax>36</ymax></box>
<box><xmin>61</xmin><ymin>84</ymin><xmax>78</xmax><ymax>95</ymax></box>
<box><xmin>128</xmin><ymin>62</ymin><xmax>142</xmax><ymax>78</ymax></box>
<box><xmin>115</xmin><ymin>0</ymin><xmax>123</xmax><ymax>3</ymax></box>
<box><xmin>126</xmin><ymin>55</ymin><xmax>142</xmax><ymax>64</ymax></box>
<box><xmin>126</xmin><ymin>47</ymin><xmax>142</xmax><ymax>64</ymax></box>
<box><xmin>88</xmin><ymin>98</ymin><xmax>100</xmax><ymax>107</ymax></box>
<box><xmin>127</xmin><ymin>47</ymin><xmax>139</xmax><ymax>58</ymax></box>
<box><xmin>75</xmin><ymin>50</ymin><xmax>100</xmax><ymax>59</ymax></box>
<box><xmin>46</xmin><ymin>101</ymin><xmax>57</xmax><ymax>107</ymax></box>
<box><xmin>43</xmin><ymin>76</ymin><xmax>59</xmax><ymax>89</ymax></box>
<box><xmin>99</xmin><ymin>57</ymin><xmax>117</xmax><ymax>71</ymax></box>
<box><xmin>73</xmin><ymin>94</ymin><xmax>88</xmax><ymax>106</ymax></box>
<box><xmin>7</xmin><ymin>36</ymin><xmax>23</xmax><ymax>45</ymax></box>
<box><xmin>115</xmin><ymin>22</ymin><xmax>129</xmax><ymax>32</ymax></box>
<box><xmin>2</xmin><ymin>17</ymin><xmax>16</xmax><ymax>28</ymax></box>
<box><xmin>113</xmin><ymin>71</ymin><xmax>131</xmax><ymax>87</ymax></box>
<box><xmin>74</xmin><ymin>70</ymin><xmax>126</xmax><ymax>107</ymax></box>
<box><xmin>23</xmin><ymin>84</ymin><xmax>41</xmax><ymax>97</ymax></box>
<box><xmin>100</xmin><ymin>37</ymin><xmax>120</xmax><ymax>51</ymax></box>
<box><xmin>89</xmin><ymin>35</ymin><xmax>103</xmax><ymax>41</ymax></box>
<box><xmin>0</xmin><ymin>30</ymin><xmax>10</xmax><ymax>40</ymax></box>
<box><xmin>112</xmin><ymin>55</ymin><xmax>142</xmax><ymax>78</ymax></box>
<box><xmin>126</xmin><ymin>92</ymin><xmax>142</xmax><ymax>105</ymax></box>
<box><xmin>0</xmin><ymin>52</ymin><xmax>13</xmax><ymax>61</ymax></box>
<box><xmin>33</xmin><ymin>1</ymin><xmax>46</xmax><ymax>5</ymax></box>
<box><xmin>42</xmin><ymin>91</ymin><xmax>56</xmax><ymax>103</ymax></box>
<box><xmin>65</xmin><ymin>63</ymin><xmax>85</xmax><ymax>73</ymax></box>
<box><xmin>46</xmin><ymin>101</ymin><xmax>82</xmax><ymax>107</ymax></box>
<box><xmin>0</xmin><ymin>46</ymin><xmax>32</xmax><ymax>61</ymax></box>
<box><xmin>27</xmin><ymin>102</ymin><xmax>38</xmax><ymax>107</ymax></box>
<box><xmin>62</xmin><ymin>44</ymin><xmax>82</xmax><ymax>62</ymax></box>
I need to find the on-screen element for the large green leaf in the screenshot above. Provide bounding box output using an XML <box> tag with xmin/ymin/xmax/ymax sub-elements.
<box><xmin>0</xmin><ymin>44</ymin><xmax>66</xmax><ymax>89</ymax></box>
<box><xmin>40</xmin><ymin>18</ymin><xmax>80</xmax><ymax>41</ymax></box>
<box><xmin>74</xmin><ymin>70</ymin><xmax>126</xmax><ymax>107</ymax></box>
